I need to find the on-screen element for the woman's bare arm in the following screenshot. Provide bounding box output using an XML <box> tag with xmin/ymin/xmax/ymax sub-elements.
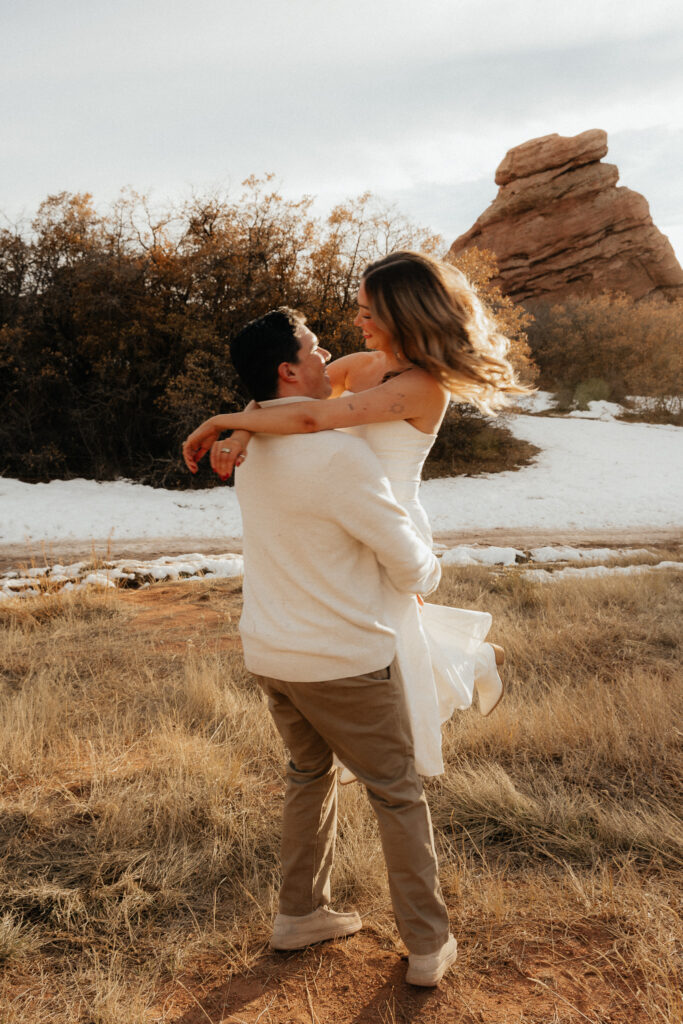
<box><xmin>325</xmin><ymin>352</ymin><xmax>366</xmax><ymax>398</ymax></box>
<box><xmin>196</xmin><ymin>369</ymin><xmax>447</xmax><ymax>437</ymax></box>
<box><xmin>183</xmin><ymin>402</ymin><xmax>256</xmax><ymax>475</ymax></box>
<box><xmin>183</xmin><ymin>353</ymin><xmax>374</xmax><ymax>475</ymax></box>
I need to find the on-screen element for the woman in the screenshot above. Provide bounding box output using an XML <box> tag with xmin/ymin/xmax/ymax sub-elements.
<box><xmin>183</xmin><ymin>251</ymin><xmax>528</xmax><ymax>776</ymax></box>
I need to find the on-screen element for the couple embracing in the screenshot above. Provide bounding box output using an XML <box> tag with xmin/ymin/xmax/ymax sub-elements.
<box><xmin>183</xmin><ymin>251</ymin><xmax>526</xmax><ymax>985</ymax></box>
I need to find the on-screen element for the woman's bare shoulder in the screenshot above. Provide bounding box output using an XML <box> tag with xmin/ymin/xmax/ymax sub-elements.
<box><xmin>344</xmin><ymin>351</ymin><xmax>387</xmax><ymax>391</ymax></box>
<box><xmin>385</xmin><ymin>368</ymin><xmax>450</xmax><ymax>431</ymax></box>
<box><xmin>393</xmin><ymin>365</ymin><xmax>448</xmax><ymax>397</ymax></box>
<box><xmin>326</xmin><ymin>351</ymin><xmax>382</xmax><ymax>394</ymax></box>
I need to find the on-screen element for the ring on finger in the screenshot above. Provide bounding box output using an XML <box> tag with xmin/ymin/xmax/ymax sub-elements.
<box><xmin>220</xmin><ymin>447</ymin><xmax>232</xmax><ymax>454</ymax></box>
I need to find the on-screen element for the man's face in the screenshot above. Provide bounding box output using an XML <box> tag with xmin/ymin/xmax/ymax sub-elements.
<box><xmin>286</xmin><ymin>326</ymin><xmax>332</xmax><ymax>399</ymax></box>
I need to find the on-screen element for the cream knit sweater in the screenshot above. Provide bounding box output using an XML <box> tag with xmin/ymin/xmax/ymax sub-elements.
<box><xmin>234</xmin><ymin>399</ymin><xmax>441</xmax><ymax>682</ymax></box>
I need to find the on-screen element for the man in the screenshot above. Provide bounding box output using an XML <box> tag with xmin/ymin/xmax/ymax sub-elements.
<box><xmin>218</xmin><ymin>308</ymin><xmax>456</xmax><ymax>986</ymax></box>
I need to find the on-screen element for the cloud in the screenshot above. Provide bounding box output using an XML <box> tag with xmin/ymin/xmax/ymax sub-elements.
<box><xmin>2</xmin><ymin>0</ymin><xmax>682</xmax><ymax>256</ymax></box>
<box><xmin>378</xmin><ymin>178</ymin><xmax>499</xmax><ymax>243</ymax></box>
<box><xmin>609</xmin><ymin>126</ymin><xmax>683</xmax><ymax>223</ymax></box>
<box><xmin>4</xmin><ymin>0</ymin><xmax>683</xmax><ymax>78</ymax></box>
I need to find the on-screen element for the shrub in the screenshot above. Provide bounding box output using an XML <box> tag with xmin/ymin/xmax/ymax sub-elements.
<box><xmin>527</xmin><ymin>292</ymin><xmax>683</xmax><ymax>403</ymax></box>
<box><xmin>0</xmin><ymin>187</ymin><xmax>444</xmax><ymax>487</ymax></box>
<box><xmin>572</xmin><ymin>377</ymin><xmax>612</xmax><ymax>409</ymax></box>
<box><xmin>0</xmin><ymin>188</ymin><xmax>536</xmax><ymax>487</ymax></box>
<box><xmin>423</xmin><ymin>404</ymin><xmax>539</xmax><ymax>479</ymax></box>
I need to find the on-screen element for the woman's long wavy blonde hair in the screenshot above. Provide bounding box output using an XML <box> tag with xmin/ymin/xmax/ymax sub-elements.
<box><xmin>362</xmin><ymin>250</ymin><xmax>532</xmax><ymax>414</ymax></box>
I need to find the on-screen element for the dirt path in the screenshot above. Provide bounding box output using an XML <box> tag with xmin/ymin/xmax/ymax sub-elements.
<box><xmin>1</xmin><ymin>527</ymin><xmax>680</xmax><ymax>572</ymax></box>
<box><xmin>159</xmin><ymin>918</ymin><xmax>647</xmax><ymax>1023</ymax></box>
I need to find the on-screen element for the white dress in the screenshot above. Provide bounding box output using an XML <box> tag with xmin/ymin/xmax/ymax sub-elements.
<box><xmin>344</xmin><ymin>416</ymin><xmax>493</xmax><ymax>776</ymax></box>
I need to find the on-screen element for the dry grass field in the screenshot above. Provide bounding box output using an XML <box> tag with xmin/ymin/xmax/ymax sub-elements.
<box><xmin>0</xmin><ymin>557</ymin><xmax>681</xmax><ymax>1023</ymax></box>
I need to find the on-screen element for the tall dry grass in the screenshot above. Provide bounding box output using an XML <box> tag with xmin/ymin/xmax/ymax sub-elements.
<box><xmin>430</xmin><ymin>568</ymin><xmax>681</xmax><ymax>866</ymax></box>
<box><xmin>0</xmin><ymin>566</ymin><xmax>681</xmax><ymax>1022</ymax></box>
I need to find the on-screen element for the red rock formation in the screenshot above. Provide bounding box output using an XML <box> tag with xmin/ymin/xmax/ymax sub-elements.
<box><xmin>450</xmin><ymin>130</ymin><xmax>683</xmax><ymax>303</ymax></box>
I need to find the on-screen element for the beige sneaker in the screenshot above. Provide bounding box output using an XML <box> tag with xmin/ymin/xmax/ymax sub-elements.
<box><xmin>406</xmin><ymin>934</ymin><xmax>457</xmax><ymax>986</ymax></box>
<box><xmin>270</xmin><ymin>906</ymin><xmax>362</xmax><ymax>950</ymax></box>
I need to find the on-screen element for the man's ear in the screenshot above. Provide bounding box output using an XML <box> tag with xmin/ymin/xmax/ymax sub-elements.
<box><xmin>277</xmin><ymin>361</ymin><xmax>298</xmax><ymax>384</ymax></box>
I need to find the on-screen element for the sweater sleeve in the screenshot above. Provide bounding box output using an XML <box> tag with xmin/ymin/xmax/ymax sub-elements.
<box><xmin>326</xmin><ymin>445</ymin><xmax>441</xmax><ymax>596</ymax></box>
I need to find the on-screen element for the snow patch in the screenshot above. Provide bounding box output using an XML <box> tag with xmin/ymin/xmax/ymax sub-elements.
<box><xmin>626</xmin><ymin>395</ymin><xmax>681</xmax><ymax>414</ymax></box>
<box><xmin>510</xmin><ymin>390</ymin><xmax>557</xmax><ymax>414</ymax></box>
<box><xmin>522</xmin><ymin>561</ymin><xmax>683</xmax><ymax>583</ymax></box>
<box><xmin>422</xmin><ymin>414</ymin><xmax>682</xmax><ymax>536</ymax></box>
<box><xmin>567</xmin><ymin>400</ymin><xmax>623</xmax><ymax>421</ymax></box>
<box><xmin>530</xmin><ymin>546</ymin><xmax>654</xmax><ymax>563</ymax></box>
<box><xmin>1</xmin><ymin>412</ymin><xmax>682</xmax><ymax>547</ymax></box>
<box><xmin>0</xmin><ymin>552</ymin><xmax>244</xmax><ymax>600</ymax></box>
<box><xmin>441</xmin><ymin>546</ymin><xmax>522</xmax><ymax>567</ymax></box>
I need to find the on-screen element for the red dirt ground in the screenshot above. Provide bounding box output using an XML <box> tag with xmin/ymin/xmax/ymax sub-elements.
<box><xmin>157</xmin><ymin>922</ymin><xmax>649</xmax><ymax>1024</ymax></box>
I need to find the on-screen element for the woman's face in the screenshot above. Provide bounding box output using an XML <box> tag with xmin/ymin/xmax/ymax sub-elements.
<box><xmin>354</xmin><ymin>280</ymin><xmax>394</xmax><ymax>354</ymax></box>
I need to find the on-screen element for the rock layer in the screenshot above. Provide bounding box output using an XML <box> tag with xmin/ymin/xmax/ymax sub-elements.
<box><xmin>450</xmin><ymin>130</ymin><xmax>683</xmax><ymax>303</ymax></box>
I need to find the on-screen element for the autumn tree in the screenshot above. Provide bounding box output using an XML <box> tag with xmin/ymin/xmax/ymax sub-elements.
<box><xmin>0</xmin><ymin>185</ymin><xmax>539</xmax><ymax>488</ymax></box>
<box><xmin>446</xmin><ymin>246</ymin><xmax>536</xmax><ymax>381</ymax></box>
<box><xmin>305</xmin><ymin>192</ymin><xmax>443</xmax><ymax>354</ymax></box>
<box><xmin>526</xmin><ymin>291</ymin><xmax>683</xmax><ymax>405</ymax></box>
<box><xmin>159</xmin><ymin>176</ymin><xmax>319</xmax><ymax>447</ymax></box>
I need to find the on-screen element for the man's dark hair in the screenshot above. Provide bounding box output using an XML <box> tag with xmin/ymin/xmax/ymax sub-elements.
<box><xmin>230</xmin><ymin>307</ymin><xmax>305</xmax><ymax>401</ymax></box>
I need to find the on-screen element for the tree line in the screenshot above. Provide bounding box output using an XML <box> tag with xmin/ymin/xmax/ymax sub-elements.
<box><xmin>0</xmin><ymin>178</ymin><xmax>533</xmax><ymax>488</ymax></box>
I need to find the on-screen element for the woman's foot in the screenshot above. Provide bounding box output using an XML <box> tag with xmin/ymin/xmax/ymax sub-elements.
<box><xmin>474</xmin><ymin>643</ymin><xmax>505</xmax><ymax>716</ymax></box>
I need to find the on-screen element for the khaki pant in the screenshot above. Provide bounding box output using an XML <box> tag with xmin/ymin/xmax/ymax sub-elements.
<box><xmin>258</xmin><ymin>663</ymin><xmax>450</xmax><ymax>955</ymax></box>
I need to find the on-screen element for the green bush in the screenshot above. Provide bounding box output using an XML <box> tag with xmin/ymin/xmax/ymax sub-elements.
<box><xmin>573</xmin><ymin>377</ymin><xmax>612</xmax><ymax>410</ymax></box>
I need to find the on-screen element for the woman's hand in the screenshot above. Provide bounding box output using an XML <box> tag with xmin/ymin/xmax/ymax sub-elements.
<box><xmin>210</xmin><ymin>431</ymin><xmax>250</xmax><ymax>480</ymax></box>
<box><xmin>182</xmin><ymin>418</ymin><xmax>221</xmax><ymax>473</ymax></box>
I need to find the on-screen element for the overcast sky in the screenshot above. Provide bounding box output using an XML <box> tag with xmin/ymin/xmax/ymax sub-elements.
<box><xmin>3</xmin><ymin>0</ymin><xmax>683</xmax><ymax>259</ymax></box>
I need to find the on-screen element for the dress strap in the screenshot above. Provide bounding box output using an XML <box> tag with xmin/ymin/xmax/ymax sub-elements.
<box><xmin>381</xmin><ymin>367</ymin><xmax>413</xmax><ymax>384</ymax></box>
